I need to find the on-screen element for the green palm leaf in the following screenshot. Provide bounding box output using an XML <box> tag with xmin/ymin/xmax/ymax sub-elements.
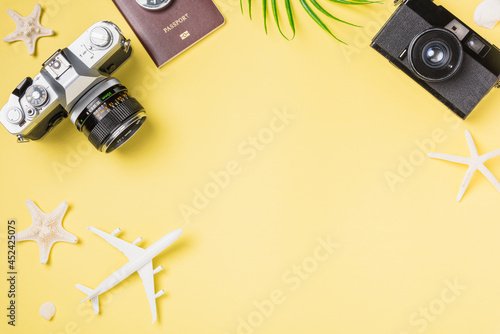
<box><xmin>300</xmin><ymin>0</ymin><xmax>346</xmax><ymax>44</ymax></box>
<box><xmin>310</xmin><ymin>0</ymin><xmax>361</xmax><ymax>27</ymax></box>
<box><xmin>272</xmin><ymin>0</ymin><xmax>294</xmax><ymax>40</ymax></box>
<box><xmin>263</xmin><ymin>0</ymin><xmax>268</xmax><ymax>33</ymax></box>
<box><xmin>285</xmin><ymin>0</ymin><xmax>296</xmax><ymax>38</ymax></box>
<box><xmin>243</xmin><ymin>0</ymin><xmax>381</xmax><ymax>43</ymax></box>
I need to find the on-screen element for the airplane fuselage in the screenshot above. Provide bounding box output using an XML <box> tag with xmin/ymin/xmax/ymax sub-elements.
<box><xmin>91</xmin><ymin>233</ymin><xmax>177</xmax><ymax>297</ymax></box>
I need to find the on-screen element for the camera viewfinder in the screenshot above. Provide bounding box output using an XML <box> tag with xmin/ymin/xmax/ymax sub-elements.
<box><xmin>466</xmin><ymin>35</ymin><xmax>488</xmax><ymax>55</ymax></box>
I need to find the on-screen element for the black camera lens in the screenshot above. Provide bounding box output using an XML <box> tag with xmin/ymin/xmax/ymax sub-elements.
<box><xmin>422</xmin><ymin>41</ymin><xmax>450</xmax><ymax>68</ymax></box>
<box><xmin>409</xmin><ymin>28</ymin><xmax>463</xmax><ymax>82</ymax></box>
<box><xmin>72</xmin><ymin>79</ymin><xmax>146</xmax><ymax>153</ymax></box>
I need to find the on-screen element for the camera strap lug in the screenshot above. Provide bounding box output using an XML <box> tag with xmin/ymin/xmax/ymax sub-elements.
<box><xmin>122</xmin><ymin>39</ymin><xmax>131</xmax><ymax>53</ymax></box>
<box><xmin>17</xmin><ymin>135</ymin><xmax>30</xmax><ymax>143</ymax></box>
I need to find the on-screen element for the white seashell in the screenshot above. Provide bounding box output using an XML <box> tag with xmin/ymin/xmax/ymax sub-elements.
<box><xmin>39</xmin><ymin>302</ymin><xmax>56</xmax><ymax>320</ymax></box>
<box><xmin>474</xmin><ymin>0</ymin><xmax>500</xmax><ymax>29</ymax></box>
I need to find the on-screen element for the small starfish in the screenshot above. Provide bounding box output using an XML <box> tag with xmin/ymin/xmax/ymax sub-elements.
<box><xmin>3</xmin><ymin>3</ymin><xmax>54</xmax><ymax>55</ymax></box>
<box><xmin>428</xmin><ymin>130</ymin><xmax>500</xmax><ymax>201</ymax></box>
<box><xmin>15</xmin><ymin>200</ymin><xmax>78</xmax><ymax>264</ymax></box>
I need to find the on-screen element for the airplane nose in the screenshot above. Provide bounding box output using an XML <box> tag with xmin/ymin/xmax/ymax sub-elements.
<box><xmin>169</xmin><ymin>229</ymin><xmax>183</xmax><ymax>239</ymax></box>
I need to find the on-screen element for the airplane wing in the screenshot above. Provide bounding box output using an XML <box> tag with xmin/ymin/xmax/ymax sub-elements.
<box><xmin>87</xmin><ymin>226</ymin><xmax>144</xmax><ymax>260</ymax></box>
<box><xmin>137</xmin><ymin>261</ymin><xmax>158</xmax><ymax>323</ymax></box>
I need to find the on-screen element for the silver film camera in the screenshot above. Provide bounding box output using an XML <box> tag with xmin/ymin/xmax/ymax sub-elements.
<box><xmin>0</xmin><ymin>21</ymin><xmax>147</xmax><ymax>153</ymax></box>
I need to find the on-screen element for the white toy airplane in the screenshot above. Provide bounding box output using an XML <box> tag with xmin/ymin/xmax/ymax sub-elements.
<box><xmin>76</xmin><ymin>226</ymin><xmax>182</xmax><ymax>323</ymax></box>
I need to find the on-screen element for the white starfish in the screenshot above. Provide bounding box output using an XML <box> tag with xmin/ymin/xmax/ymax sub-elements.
<box><xmin>3</xmin><ymin>3</ymin><xmax>54</xmax><ymax>55</ymax></box>
<box><xmin>428</xmin><ymin>130</ymin><xmax>500</xmax><ymax>201</ymax></box>
<box><xmin>15</xmin><ymin>200</ymin><xmax>78</xmax><ymax>264</ymax></box>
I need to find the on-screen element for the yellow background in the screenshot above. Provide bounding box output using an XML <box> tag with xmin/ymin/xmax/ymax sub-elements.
<box><xmin>1</xmin><ymin>0</ymin><xmax>500</xmax><ymax>333</ymax></box>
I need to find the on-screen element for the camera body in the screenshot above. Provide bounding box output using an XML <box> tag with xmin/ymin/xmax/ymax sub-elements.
<box><xmin>0</xmin><ymin>21</ymin><xmax>146</xmax><ymax>153</ymax></box>
<box><xmin>371</xmin><ymin>0</ymin><xmax>500</xmax><ymax>119</ymax></box>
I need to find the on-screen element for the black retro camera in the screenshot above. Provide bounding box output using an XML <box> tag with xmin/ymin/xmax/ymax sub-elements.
<box><xmin>371</xmin><ymin>0</ymin><xmax>500</xmax><ymax>119</ymax></box>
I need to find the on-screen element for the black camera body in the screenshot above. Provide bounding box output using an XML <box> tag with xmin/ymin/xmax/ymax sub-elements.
<box><xmin>371</xmin><ymin>0</ymin><xmax>500</xmax><ymax>119</ymax></box>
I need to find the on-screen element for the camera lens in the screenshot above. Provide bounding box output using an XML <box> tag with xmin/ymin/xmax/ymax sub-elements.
<box><xmin>422</xmin><ymin>42</ymin><xmax>449</xmax><ymax>68</ymax></box>
<box><xmin>408</xmin><ymin>28</ymin><xmax>463</xmax><ymax>82</ymax></box>
<box><xmin>71</xmin><ymin>79</ymin><xmax>146</xmax><ymax>153</ymax></box>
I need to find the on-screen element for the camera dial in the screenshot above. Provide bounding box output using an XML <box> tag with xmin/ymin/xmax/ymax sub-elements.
<box><xmin>90</xmin><ymin>27</ymin><xmax>112</xmax><ymax>48</ymax></box>
<box><xmin>408</xmin><ymin>28</ymin><xmax>463</xmax><ymax>82</ymax></box>
<box><xmin>6</xmin><ymin>108</ymin><xmax>24</xmax><ymax>125</ymax></box>
<box><xmin>26</xmin><ymin>85</ymin><xmax>48</xmax><ymax>107</ymax></box>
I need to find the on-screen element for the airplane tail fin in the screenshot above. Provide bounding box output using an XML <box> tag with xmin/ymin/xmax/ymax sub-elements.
<box><xmin>76</xmin><ymin>284</ymin><xmax>100</xmax><ymax>315</ymax></box>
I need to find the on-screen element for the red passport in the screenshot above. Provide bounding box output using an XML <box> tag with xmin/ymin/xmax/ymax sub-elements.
<box><xmin>112</xmin><ymin>0</ymin><xmax>225</xmax><ymax>67</ymax></box>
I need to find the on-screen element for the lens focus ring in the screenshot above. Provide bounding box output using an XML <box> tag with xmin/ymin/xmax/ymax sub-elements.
<box><xmin>88</xmin><ymin>97</ymin><xmax>143</xmax><ymax>150</ymax></box>
<box><xmin>408</xmin><ymin>28</ymin><xmax>463</xmax><ymax>82</ymax></box>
